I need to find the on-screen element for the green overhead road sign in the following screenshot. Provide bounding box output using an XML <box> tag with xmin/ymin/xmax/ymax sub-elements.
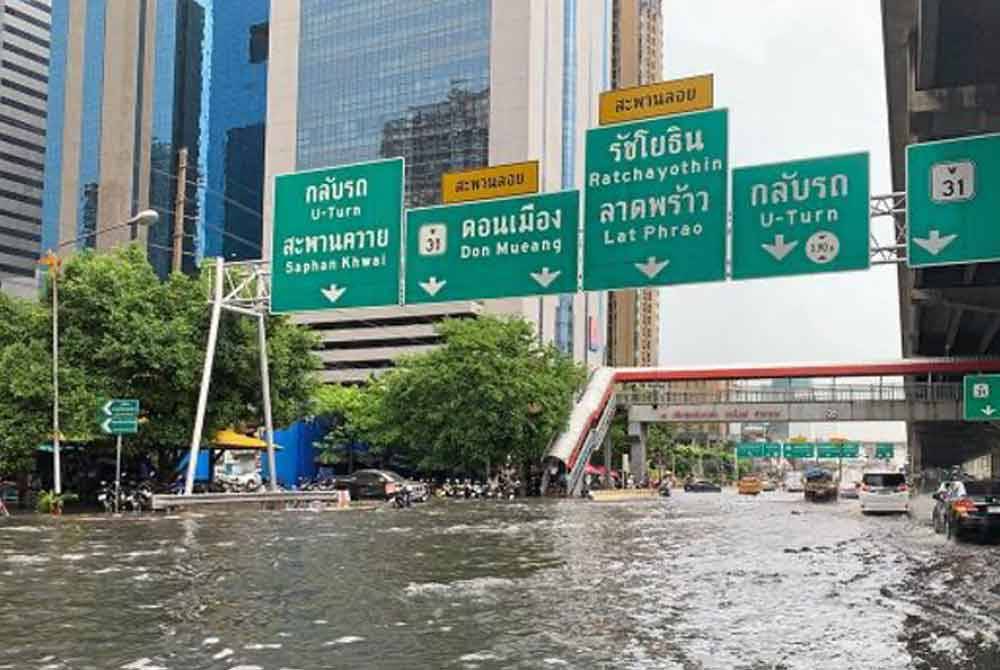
<box><xmin>817</xmin><ymin>443</ymin><xmax>860</xmax><ymax>459</ymax></box>
<box><xmin>583</xmin><ymin>108</ymin><xmax>729</xmax><ymax>290</ymax></box>
<box><xmin>875</xmin><ymin>443</ymin><xmax>895</xmax><ymax>459</ymax></box>
<box><xmin>404</xmin><ymin>191</ymin><xmax>579</xmax><ymax>304</ymax></box>
<box><xmin>732</xmin><ymin>153</ymin><xmax>870</xmax><ymax>280</ymax></box>
<box><xmin>907</xmin><ymin>133</ymin><xmax>1000</xmax><ymax>268</ymax></box>
<box><xmin>270</xmin><ymin>158</ymin><xmax>404</xmax><ymax>312</ymax></box>
<box><xmin>963</xmin><ymin>374</ymin><xmax>1000</xmax><ymax>421</ymax></box>
<box><xmin>102</xmin><ymin>399</ymin><xmax>139</xmax><ymax>416</ymax></box>
<box><xmin>101</xmin><ymin>418</ymin><xmax>138</xmax><ymax>435</ymax></box>
<box><xmin>783</xmin><ymin>444</ymin><xmax>815</xmax><ymax>459</ymax></box>
<box><xmin>735</xmin><ymin>443</ymin><xmax>782</xmax><ymax>458</ymax></box>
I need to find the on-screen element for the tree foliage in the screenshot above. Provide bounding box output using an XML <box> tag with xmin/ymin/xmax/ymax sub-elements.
<box><xmin>314</xmin><ymin>315</ymin><xmax>586</xmax><ymax>475</ymax></box>
<box><xmin>0</xmin><ymin>246</ymin><xmax>320</xmax><ymax>478</ymax></box>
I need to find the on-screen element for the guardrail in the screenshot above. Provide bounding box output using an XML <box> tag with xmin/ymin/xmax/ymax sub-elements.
<box><xmin>614</xmin><ymin>382</ymin><xmax>963</xmax><ymax>407</ymax></box>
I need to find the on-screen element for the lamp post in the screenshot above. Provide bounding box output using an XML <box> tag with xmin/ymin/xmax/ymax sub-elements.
<box><xmin>38</xmin><ymin>209</ymin><xmax>160</xmax><ymax>494</ymax></box>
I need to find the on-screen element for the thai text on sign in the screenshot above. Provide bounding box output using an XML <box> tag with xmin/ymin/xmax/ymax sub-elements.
<box><xmin>599</xmin><ymin>74</ymin><xmax>713</xmax><ymax>125</ymax></box>
<box><xmin>441</xmin><ymin>161</ymin><xmax>540</xmax><ymax>204</ymax></box>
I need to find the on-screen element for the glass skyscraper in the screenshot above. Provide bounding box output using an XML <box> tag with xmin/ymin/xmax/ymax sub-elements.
<box><xmin>266</xmin><ymin>0</ymin><xmax>610</xmax><ymax>382</ymax></box>
<box><xmin>296</xmin><ymin>0</ymin><xmax>491</xmax><ymax>209</ymax></box>
<box><xmin>42</xmin><ymin>0</ymin><xmax>268</xmax><ymax>278</ymax></box>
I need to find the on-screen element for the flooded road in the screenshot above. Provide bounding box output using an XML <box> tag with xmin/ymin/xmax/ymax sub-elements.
<box><xmin>2</xmin><ymin>491</ymin><xmax>999</xmax><ymax>669</ymax></box>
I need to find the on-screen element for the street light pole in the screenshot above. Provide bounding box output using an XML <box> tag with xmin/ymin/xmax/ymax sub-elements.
<box><xmin>51</xmin><ymin>262</ymin><xmax>60</xmax><ymax>494</ymax></box>
<box><xmin>41</xmin><ymin>209</ymin><xmax>159</xmax><ymax>495</ymax></box>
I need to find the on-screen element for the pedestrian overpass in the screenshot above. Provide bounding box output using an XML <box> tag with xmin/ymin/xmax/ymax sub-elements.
<box><xmin>543</xmin><ymin>359</ymin><xmax>1000</xmax><ymax>496</ymax></box>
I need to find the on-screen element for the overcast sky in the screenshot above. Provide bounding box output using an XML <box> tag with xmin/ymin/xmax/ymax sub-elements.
<box><xmin>660</xmin><ymin>0</ymin><xmax>901</xmax><ymax>367</ymax></box>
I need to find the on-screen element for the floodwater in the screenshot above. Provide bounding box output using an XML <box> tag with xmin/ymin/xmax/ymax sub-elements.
<box><xmin>2</xmin><ymin>492</ymin><xmax>999</xmax><ymax>669</ymax></box>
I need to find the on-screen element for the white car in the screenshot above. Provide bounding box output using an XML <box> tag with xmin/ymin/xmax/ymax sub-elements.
<box><xmin>859</xmin><ymin>472</ymin><xmax>909</xmax><ymax>514</ymax></box>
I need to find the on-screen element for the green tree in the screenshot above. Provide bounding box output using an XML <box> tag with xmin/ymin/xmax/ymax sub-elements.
<box><xmin>343</xmin><ymin>315</ymin><xmax>586</xmax><ymax>478</ymax></box>
<box><xmin>0</xmin><ymin>246</ymin><xmax>320</xmax><ymax>480</ymax></box>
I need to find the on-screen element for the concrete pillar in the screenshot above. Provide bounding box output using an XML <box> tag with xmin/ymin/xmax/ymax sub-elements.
<box><xmin>603</xmin><ymin>435</ymin><xmax>613</xmax><ymax>488</ymax></box>
<box><xmin>628</xmin><ymin>422</ymin><xmax>648</xmax><ymax>483</ymax></box>
<box><xmin>907</xmin><ymin>422</ymin><xmax>924</xmax><ymax>490</ymax></box>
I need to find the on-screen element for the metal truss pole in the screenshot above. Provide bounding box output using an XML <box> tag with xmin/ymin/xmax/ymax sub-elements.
<box><xmin>869</xmin><ymin>192</ymin><xmax>907</xmax><ymax>265</ymax></box>
<box><xmin>184</xmin><ymin>257</ymin><xmax>225</xmax><ymax>495</ymax></box>
<box><xmin>257</xmin><ymin>278</ymin><xmax>278</xmax><ymax>493</ymax></box>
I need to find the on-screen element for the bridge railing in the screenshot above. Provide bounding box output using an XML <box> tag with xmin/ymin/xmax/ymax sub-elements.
<box><xmin>615</xmin><ymin>382</ymin><xmax>963</xmax><ymax>407</ymax></box>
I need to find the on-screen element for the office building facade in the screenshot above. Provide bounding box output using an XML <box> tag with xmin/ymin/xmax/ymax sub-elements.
<box><xmin>265</xmin><ymin>0</ymin><xmax>611</xmax><ymax>383</ymax></box>
<box><xmin>606</xmin><ymin>0</ymin><xmax>662</xmax><ymax>367</ymax></box>
<box><xmin>0</xmin><ymin>0</ymin><xmax>51</xmax><ymax>298</ymax></box>
<box><xmin>42</xmin><ymin>0</ymin><xmax>268</xmax><ymax>279</ymax></box>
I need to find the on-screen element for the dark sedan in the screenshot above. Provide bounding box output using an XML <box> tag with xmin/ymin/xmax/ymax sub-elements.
<box><xmin>933</xmin><ymin>480</ymin><xmax>1000</xmax><ymax>542</ymax></box>
<box><xmin>684</xmin><ymin>480</ymin><xmax>721</xmax><ymax>493</ymax></box>
<box><xmin>344</xmin><ymin>469</ymin><xmax>429</xmax><ymax>502</ymax></box>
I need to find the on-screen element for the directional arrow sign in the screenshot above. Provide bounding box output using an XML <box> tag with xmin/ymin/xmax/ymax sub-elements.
<box><xmin>908</xmin><ymin>133</ymin><xmax>1000</xmax><ymax>268</ymax></box>
<box><xmin>320</xmin><ymin>284</ymin><xmax>347</xmax><ymax>304</ymax></box>
<box><xmin>102</xmin><ymin>399</ymin><xmax>139</xmax><ymax>416</ymax></box>
<box><xmin>761</xmin><ymin>234</ymin><xmax>798</xmax><ymax>261</ymax></box>
<box><xmin>418</xmin><ymin>277</ymin><xmax>446</xmax><ymax>296</ymax></box>
<box><xmin>912</xmin><ymin>230</ymin><xmax>957</xmax><ymax>256</ymax></box>
<box><xmin>583</xmin><ymin>108</ymin><xmax>729</xmax><ymax>290</ymax></box>
<box><xmin>964</xmin><ymin>375</ymin><xmax>1000</xmax><ymax>421</ymax></box>
<box><xmin>732</xmin><ymin>153</ymin><xmax>870</xmax><ymax>280</ymax></box>
<box><xmin>101</xmin><ymin>417</ymin><xmax>138</xmax><ymax>435</ymax></box>
<box><xmin>635</xmin><ymin>257</ymin><xmax>669</xmax><ymax>279</ymax></box>
<box><xmin>404</xmin><ymin>190</ymin><xmax>579</xmax><ymax>305</ymax></box>
<box><xmin>530</xmin><ymin>267</ymin><xmax>561</xmax><ymax>288</ymax></box>
<box><xmin>270</xmin><ymin>158</ymin><xmax>404</xmax><ymax>312</ymax></box>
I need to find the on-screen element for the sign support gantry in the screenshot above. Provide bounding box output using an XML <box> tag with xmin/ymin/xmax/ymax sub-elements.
<box><xmin>183</xmin><ymin>258</ymin><xmax>279</xmax><ymax>495</ymax></box>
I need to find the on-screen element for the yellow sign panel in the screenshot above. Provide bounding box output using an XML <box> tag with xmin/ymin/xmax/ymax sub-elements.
<box><xmin>441</xmin><ymin>161</ymin><xmax>539</xmax><ymax>204</ymax></box>
<box><xmin>599</xmin><ymin>74</ymin><xmax>714</xmax><ymax>125</ymax></box>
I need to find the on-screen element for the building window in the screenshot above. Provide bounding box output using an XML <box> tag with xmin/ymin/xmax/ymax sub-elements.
<box><xmin>249</xmin><ymin>22</ymin><xmax>268</xmax><ymax>63</ymax></box>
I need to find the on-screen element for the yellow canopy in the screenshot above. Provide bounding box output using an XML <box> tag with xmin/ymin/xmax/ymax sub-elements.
<box><xmin>210</xmin><ymin>429</ymin><xmax>282</xmax><ymax>451</ymax></box>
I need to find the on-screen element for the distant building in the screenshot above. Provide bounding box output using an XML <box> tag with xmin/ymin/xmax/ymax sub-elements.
<box><xmin>607</xmin><ymin>0</ymin><xmax>662</xmax><ymax>367</ymax></box>
<box><xmin>0</xmin><ymin>0</ymin><xmax>51</xmax><ymax>298</ymax></box>
<box><xmin>265</xmin><ymin>0</ymin><xmax>609</xmax><ymax>383</ymax></box>
<box><xmin>42</xmin><ymin>0</ymin><xmax>268</xmax><ymax>280</ymax></box>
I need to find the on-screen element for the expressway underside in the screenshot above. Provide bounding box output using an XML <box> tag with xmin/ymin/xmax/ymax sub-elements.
<box><xmin>883</xmin><ymin>0</ymin><xmax>1000</xmax><ymax>468</ymax></box>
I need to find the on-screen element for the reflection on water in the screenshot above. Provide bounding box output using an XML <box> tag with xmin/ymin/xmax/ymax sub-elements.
<box><xmin>1</xmin><ymin>493</ymin><xmax>999</xmax><ymax>669</ymax></box>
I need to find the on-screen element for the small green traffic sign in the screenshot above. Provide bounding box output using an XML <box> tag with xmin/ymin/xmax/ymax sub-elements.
<box><xmin>963</xmin><ymin>374</ymin><xmax>1000</xmax><ymax>421</ymax></box>
<box><xmin>404</xmin><ymin>191</ymin><xmax>579</xmax><ymax>304</ymax></box>
<box><xmin>875</xmin><ymin>443</ymin><xmax>895</xmax><ymax>459</ymax></box>
<box><xmin>103</xmin><ymin>399</ymin><xmax>139</xmax><ymax>416</ymax></box>
<box><xmin>817</xmin><ymin>443</ymin><xmax>860</xmax><ymax>459</ymax></box>
<box><xmin>907</xmin><ymin>133</ymin><xmax>1000</xmax><ymax>268</ymax></box>
<box><xmin>783</xmin><ymin>444</ymin><xmax>815</xmax><ymax>459</ymax></box>
<box><xmin>732</xmin><ymin>153</ymin><xmax>870</xmax><ymax>280</ymax></box>
<box><xmin>735</xmin><ymin>443</ymin><xmax>782</xmax><ymax>458</ymax></box>
<box><xmin>270</xmin><ymin>158</ymin><xmax>404</xmax><ymax>313</ymax></box>
<box><xmin>583</xmin><ymin>108</ymin><xmax>728</xmax><ymax>290</ymax></box>
<box><xmin>101</xmin><ymin>418</ymin><xmax>138</xmax><ymax>435</ymax></box>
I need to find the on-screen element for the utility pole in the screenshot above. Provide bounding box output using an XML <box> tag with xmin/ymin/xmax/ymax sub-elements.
<box><xmin>172</xmin><ymin>146</ymin><xmax>188</xmax><ymax>274</ymax></box>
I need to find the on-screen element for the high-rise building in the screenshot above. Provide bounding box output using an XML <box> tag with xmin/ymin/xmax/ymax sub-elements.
<box><xmin>265</xmin><ymin>0</ymin><xmax>610</xmax><ymax>384</ymax></box>
<box><xmin>41</xmin><ymin>0</ymin><xmax>268</xmax><ymax>278</ymax></box>
<box><xmin>606</xmin><ymin>0</ymin><xmax>662</xmax><ymax>367</ymax></box>
<box><xmin>0</xmin><ymin>0</ymin><xmax>51</xmax><ymax>298</ymax></box>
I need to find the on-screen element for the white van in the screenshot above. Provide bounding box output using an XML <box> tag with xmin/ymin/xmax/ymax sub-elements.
<box><xmin>859</xmin><ymin>472</ymin><xmax>909</xmax><ymax>514</ymax></box>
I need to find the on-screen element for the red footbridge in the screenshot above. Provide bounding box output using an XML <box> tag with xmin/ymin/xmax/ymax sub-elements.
<box><xmin>543</xmin><ymin>358</ymin><xmax>1000</xmax><ymax>496</ymax></box>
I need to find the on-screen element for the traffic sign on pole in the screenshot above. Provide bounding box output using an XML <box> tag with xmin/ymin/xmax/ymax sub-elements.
<box><xmin>875</xmin><ymin>443</ymin><xmax>895</xmax><ymax>459</ymax></box>
<box><xmin>907</xmin><ymin>133</ymin><xmax>1000</xmax><ymax>268</ymax></box>
<box><xmin>732</xmin><ymin>153</ymin><xmax>870</xmax><ymax>280</ymax></box>
<box><xmin>103</xmin><ymin>399</ymin><xmax>139</xmax><ymax>416</ymax></box>
<box><xmin>101</xmin><ymin>418</ymin><xmax>138</xmax><ymax>435</ymax></box>
<box><xmin>404</xmin><ymin>191</ymin><xmax>579</xmax><ymax>305</ymax></box>
<box><xmin>963</xmin><ymin>374</ymin><xmax>1000</xmax><ymax>421</ymax></box>
<box><xmin>270</xmin><ymin>158</ymin><xmax>404</xmax><ymax>313</ymax></box>
<box><xmin>583</xmin><ymin>108</ymin><xmax>729</xmax><ymax>290</ymax></box>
